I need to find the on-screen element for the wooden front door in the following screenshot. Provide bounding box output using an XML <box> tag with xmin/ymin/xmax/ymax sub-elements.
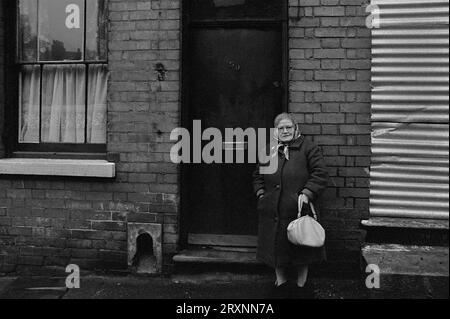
<box><xmin>182</xmin><ymin>0</ymin><xmax>286</xmax><ymax>245</ymax></box>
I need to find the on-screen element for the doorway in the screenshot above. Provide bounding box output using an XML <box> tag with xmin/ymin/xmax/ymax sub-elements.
<box><xmin>181</xmin><ymin>0</ymin><xmax>287</xmax><ymax>247</ymax></box>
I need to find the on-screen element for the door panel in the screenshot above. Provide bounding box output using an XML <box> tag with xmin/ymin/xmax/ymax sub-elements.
<box><xmin>186</xmin><ymin>27</ymin><xmax>282</xmax><ymax>236</ymax></box>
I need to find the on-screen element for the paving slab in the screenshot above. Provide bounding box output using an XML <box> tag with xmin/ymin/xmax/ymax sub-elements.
<box><xmin>1</xmin><ymin>273</ymin><xmax>446</xmax><ymax>299</ymax></box>
<box><xmin>0</xmin><ymin>277</ymin><xmax>68</xmax><ymax>299</ymax></box>
<box><xmin>61</xmin><ymin>275</ymin><xmax>368</xmax><ymax>299</ymax></box>
<box><xmin>0</xmin><ymin>278</ymin><xmax>17</xmax><ymax>296</ymax></box>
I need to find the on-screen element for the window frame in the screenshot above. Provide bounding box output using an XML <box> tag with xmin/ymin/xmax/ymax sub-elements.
<box><xmin>8</xmin><ymin>0</ymin><xmax>108</xmax><ymax>157</ymax></box>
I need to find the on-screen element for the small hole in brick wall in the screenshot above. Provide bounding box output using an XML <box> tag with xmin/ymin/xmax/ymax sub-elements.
<box><xmin>132</xmin><ymin>233</ymin><xmax>157</xmax><ymax>274</ymax></box>
<box><xmin>157</xmin><ymin>130</ymin><xmax>163</xmax><ymax>136</ymax></box>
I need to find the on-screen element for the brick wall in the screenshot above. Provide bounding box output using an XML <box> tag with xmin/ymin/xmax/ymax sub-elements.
<box><xmin>0</xmin><ymin>0</ymin><xmax>371</xmax><ymax>275</ymax></box>
<box><xmin>0</xmin><ymin>0</ymin><xmax>181</xmax><ymax>274</ymax></box>
<box><xmin>288</xmin><ymin>0</ymin><xmax>371</xmax><ymax>271</ymax></box>
<box><xmin>107</xmin><ymin>0</ymin><xmax>181</xmax><ymax>259</ymax></box>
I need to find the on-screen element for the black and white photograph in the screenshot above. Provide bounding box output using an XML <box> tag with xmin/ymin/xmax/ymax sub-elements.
<box><xmin>0</xmin><ymin>0</ymin><xmax>448</xmax><ymax>308</ymax></box>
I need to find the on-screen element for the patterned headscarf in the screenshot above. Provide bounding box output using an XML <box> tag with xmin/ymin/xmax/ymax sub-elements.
<box><xmin>271</xmin><ymin>113</ymin><xmax>302</xmax><ymax>161</ymax></box>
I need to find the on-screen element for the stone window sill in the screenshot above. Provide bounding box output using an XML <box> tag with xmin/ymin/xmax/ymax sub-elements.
<box><xmin>0</xmin><ymin>158</ymin><xmax>115</xmax><ymax>178</ymax></box>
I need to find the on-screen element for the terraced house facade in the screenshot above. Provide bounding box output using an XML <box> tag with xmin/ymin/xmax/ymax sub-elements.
<box><xmin>0</xmin><ymin>0</ymin><xmax>448</xmax><ymax>281</ymax></box>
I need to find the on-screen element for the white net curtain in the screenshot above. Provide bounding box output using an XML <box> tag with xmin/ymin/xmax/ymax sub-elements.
<box><xmin>19</xmin><ymin>64</ymin><xmax>107</xmax><ymax>144</ymax></box>
<box><xmin>18</xmin><ymin>0</ymin><xmax>108</xmax><ymax>145</ymax></box>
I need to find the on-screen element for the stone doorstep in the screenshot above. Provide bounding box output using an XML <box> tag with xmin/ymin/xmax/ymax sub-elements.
<box><xmin>172</xmin><ymin>249</ymin><xmax>271</xmax><ymax>284</ymax></box>
<box><xmin>173</xmin><ymin>249</ymin><xmax>261</xmax><ymax>265</ymax></box>
<box><xmin>171</xmin><ymin>271</ymin><xmax>272</xmax><ymax>285</ymax></box>
<box><xmin>362</xmin><ymin>244</ymin><xmax>449</xmax><ymax>277</ymax></box>
<box><xmin>361</xmin><ymin>217</ymin><xmax>449</xmax><ymax>230</ymax></box>
<box><xmin>361</xmin><ymin>217</ymin><xmax>449</xmax><ymax>246</ymax></box>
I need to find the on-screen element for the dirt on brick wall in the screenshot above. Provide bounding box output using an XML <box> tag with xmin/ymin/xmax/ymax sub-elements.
<box><xmin>0</xmin><ymin>0</ymin><xmax>181</xmax><ymax>274</ymax></box>
<box><xmin>288</xmin><ymin>0</ymin><xmax>371</xmax><ymax>270</ymax></box>
<box><xmin>0</xmin><ymin>0</ymin><xmax>371</xmax><ymax>275</ymax></box>
<box><xmin>107</xmin><ymin>0</ymin><xmax>181</xmax><ymax>266</ymax></box>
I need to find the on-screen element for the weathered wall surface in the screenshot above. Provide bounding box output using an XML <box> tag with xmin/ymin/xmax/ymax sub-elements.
<box><xmin>1</xmin><ymin>0</ymin><xmax>370</xmax><ymax>275</ymax></box>
<box><xmin>288</xmin><ymin>0</ymin><xmax>371</xmax><ymax>270</ymax></box>
<box><xmin>0</xmin><ymin>0</ymin><xmax>181</xmax><ymax>274</ymax></box>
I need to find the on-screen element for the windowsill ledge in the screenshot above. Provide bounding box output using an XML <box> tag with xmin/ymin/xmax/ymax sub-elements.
<box><xmin>0</xmin><ymin>158</ymin><xmax>115</xmax><ymax>178</ymax></box>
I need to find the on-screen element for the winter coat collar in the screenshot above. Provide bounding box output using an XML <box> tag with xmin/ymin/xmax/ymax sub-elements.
<box><xmin>274</xmin><ymin>135</ymin><xmax>305</xmax><ymax>160</ymax></box>
<box><xmin>286</xmin><ymin>135</ymin><xmax>305</xmax><ymax>149</ymax></box>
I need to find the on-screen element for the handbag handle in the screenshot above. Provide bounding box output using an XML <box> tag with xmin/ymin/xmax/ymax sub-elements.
<box><xmin>297</xmin><ymin>195</ymin><xmax>318</xmax><ymax>220</ymax></box>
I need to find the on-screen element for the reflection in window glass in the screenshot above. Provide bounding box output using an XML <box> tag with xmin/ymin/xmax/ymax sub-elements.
<box><xmin>17</xmin><ymin>1</ymin><xmax>108</xmax><ymax>146</ymax></box>
<box><xmin>41</xmin><ymin>65</ymin><xmax>86</xmax><ymax>143</ymax></box>
<box><xmin>19</xmin><ymin>65</ymin><xmax>40</xmax><ymax>143</ymax></box>
<box><xmin>18</xmin><ymin>0</ymin><xmax>38</xmax><ymax>62</ymax></box>
<box><xmin>39</xmin><ymin>0</ymin><xmax>85</xmax><ymax>61</ymax></box>
<box><xmin>86</xmin><ymin>0</ymin><xmax>108</xmax><ymax>60</ymax></box>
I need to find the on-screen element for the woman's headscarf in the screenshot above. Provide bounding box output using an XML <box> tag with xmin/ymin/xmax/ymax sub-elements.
<box><xmin>271</xmin><ymin>113</ymin><xmax>302</xmax><ymax>160</ymax></box>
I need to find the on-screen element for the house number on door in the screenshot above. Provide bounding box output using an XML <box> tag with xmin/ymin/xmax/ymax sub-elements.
<box><xmin>228</xmin><ymin>60</ymin><xmax>241</xmax><ymax>72</ymax></box>
<box><xmin>66</xmin><ymin>4</ymin><xmax>81</xmax><ymax>29</ymax></box>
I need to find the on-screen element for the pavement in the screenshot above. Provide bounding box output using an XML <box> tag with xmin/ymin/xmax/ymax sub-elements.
<box><xmin>0</xmin><ymin>271</ymin><xmax>447</xmax><ymax>299</ymax></box>
<box><xmin>0</xmin><ymin>272</ymin><xmax>370</xmax><ymax>299</ymax></box>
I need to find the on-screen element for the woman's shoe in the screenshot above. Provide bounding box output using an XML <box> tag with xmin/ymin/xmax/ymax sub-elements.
<box><xmin>293</xmin><ymin>283</ymin><xmax>315</xmax><ymax>299</ymax></box>
<box><xmin>270</xmin><ymin>281</ymin><xmax>292</xmax><ymax>299</ymax></box>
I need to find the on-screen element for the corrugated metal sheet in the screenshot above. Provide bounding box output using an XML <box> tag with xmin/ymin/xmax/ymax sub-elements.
<box><xmin>371</xmin><ymin>123</ymin><xmax>449</xmax><ymax>219</ymax></box>
<box><xmin>370</xmin><ymin>0</ymin><xmax>449</xmax><ymax>220</ymax></box>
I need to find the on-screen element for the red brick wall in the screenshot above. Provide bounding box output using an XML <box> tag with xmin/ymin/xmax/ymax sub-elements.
<box><xmin>288</xmin><ymin>0</ymin><xmax>371</xmax><ymax>271</ymax></box>
<box><xmin>0</xmin><ymin>0</ymin><xmax>371</xmax><ymax>275</ymax></box>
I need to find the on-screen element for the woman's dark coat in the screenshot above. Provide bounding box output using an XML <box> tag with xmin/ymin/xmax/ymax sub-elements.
<box><xmin>253</xmin><ymin>136</ymin><xmax>330</xmax><ymax>268</ymax></box>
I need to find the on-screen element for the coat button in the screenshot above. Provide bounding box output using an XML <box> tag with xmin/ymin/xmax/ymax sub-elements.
<box><xmin>275</xmin><ymin>185</ymin><xmax>280</xmax><ymax>189</ymax></box>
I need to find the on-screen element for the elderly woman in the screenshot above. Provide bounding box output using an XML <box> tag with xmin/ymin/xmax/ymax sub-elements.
<box><xmin>253</xmin><ymin>113</ymin><xmax>329</xmax><ymax>296</ymax></box>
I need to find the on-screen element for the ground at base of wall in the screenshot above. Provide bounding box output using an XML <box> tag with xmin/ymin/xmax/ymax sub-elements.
<box><xmin>0</xmin><ymin>275</ymin><xmax>364</xmax><ymax>299</ymax></box>
<box><xmin>0</xmin><ymin>273</ymin><xmax>447</xmax><ymax>299</ymax></box>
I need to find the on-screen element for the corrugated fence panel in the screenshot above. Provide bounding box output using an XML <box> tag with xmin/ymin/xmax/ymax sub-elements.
<box><xmin>370</xmin><ymin>0</ymin><xmax>449</xmax><ymax>219</ymax></box>
<box><xmin>371</xmin><ymin>123</ymin><xmax>449</xmax><ymax>219</ymax></box>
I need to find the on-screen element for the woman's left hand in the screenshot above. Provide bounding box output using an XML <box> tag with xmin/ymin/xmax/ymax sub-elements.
<box><xmin>299</xmin><ymin>193</ymin><xmax>310</xmax><ymax>205</ymax></box>
<box><xmin>297</xmin><ymin>194</ymin><xmax>310</xmax><ymax>218</ymax></box>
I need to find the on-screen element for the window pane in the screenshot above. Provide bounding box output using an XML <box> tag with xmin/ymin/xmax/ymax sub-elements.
<box><xmin>18</xmin><ymin>0</ymin><xmax>38</xmax><ymax>62</ymax></box>
<box><xmin>86</xmin><ymin>0</ymin><xmax>108</xmax><ymax>60</ymax></box>
<box><xmin>41</xmin><ymin>65</ymin><xmax>86</xmax><ymax>143</ymax></box>
<box><xmin>190</xmin><ymin>0</ymin><xmax>282</xmax><ymax>21</ymax></box>
<box><xmin>87</xmin><ymin>64</ymin><xmax>107</xmax><ymax>143</ymax></box>
<box><xmin>39</xmin><ymin>0</ymin><xmax>85</xmax><ymax>61</ymax></box>
<box><xmin>19</xmin><ymin>65</ymin><xmax>40</xmax><ymax>143</ymax></box>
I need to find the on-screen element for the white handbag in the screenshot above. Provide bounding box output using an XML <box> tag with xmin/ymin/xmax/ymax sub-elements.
<box><xmin>287</xmin><ymin>196</ymin><xmax>325</xmax><ymax>247</ymax></box>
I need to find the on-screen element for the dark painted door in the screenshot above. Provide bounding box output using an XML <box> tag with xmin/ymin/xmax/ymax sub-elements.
<box><xmin>186</xmin><ymin>27</ymin><xmax>283</xmax><ymax>237</ymax></box>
